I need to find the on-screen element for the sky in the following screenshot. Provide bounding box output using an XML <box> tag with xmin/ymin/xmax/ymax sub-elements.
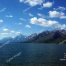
<box><xmin>0</xmin><ymin>0</ymin><xmax>66</xmax><ymax>39</ymax></box>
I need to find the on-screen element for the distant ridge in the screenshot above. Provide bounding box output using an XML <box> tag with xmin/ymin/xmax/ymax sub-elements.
<box><xmin>0</xmin><ymin>30</ymin><xmax>66</xmax><ymax>44</ymax></box>
<box><xmin>24</xmin><ymin>30</ymin><xmax>66</xmax><ymax>44</ymax></box>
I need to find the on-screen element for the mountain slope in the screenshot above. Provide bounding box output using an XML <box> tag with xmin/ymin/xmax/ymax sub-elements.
<box><xmin>25</xmin><ymin>30</ymin><xmax>66</xmax><ymax>43</ymax></box>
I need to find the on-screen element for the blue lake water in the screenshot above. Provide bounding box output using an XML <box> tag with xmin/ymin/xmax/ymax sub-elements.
<box><xmin>0</xmin><ymin>43</ymin><xmax>66</xmax><ymax>66</ymax></box>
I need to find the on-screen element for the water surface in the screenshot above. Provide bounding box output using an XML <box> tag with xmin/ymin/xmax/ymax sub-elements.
<box><xmin>0</xmin><ymin>43</ymin><xmax>66</xmax><ymax>66</ymax></box>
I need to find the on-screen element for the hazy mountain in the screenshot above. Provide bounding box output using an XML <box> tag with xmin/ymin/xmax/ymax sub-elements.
<box><xmin>1</xmin><ymin>30</ymin><xmax>66</xmax><ymax>44</ymax></box>
<box><xmin>0</xmin><ymin>34</ymin><xmax>26</xmax><ymax>44</ymax></box>
<box><xmin>11</xmin><ymin>34</ymin><xmax>26</xmax><ymax>43</ymax></box>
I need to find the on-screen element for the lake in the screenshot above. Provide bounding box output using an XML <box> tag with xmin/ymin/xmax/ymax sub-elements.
<box><xmin>0</xmin><ymin>43</ymin><xmax>66</xmax><ymax>66</ymax></box>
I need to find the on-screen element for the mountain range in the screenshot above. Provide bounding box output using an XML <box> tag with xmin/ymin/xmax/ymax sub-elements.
<box><xmin>1</xmin><ymin>30</ymin><xmax>66</xmax><ymax>44</ymax></box>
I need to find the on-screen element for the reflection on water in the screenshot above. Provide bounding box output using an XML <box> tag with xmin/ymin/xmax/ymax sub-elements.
<box><xmin>0</xmin><ymin>43</ymin><xmax>66</xmax><ymax>66</ymax></box>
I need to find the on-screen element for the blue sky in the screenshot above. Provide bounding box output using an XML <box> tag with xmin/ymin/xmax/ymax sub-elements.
<box><xmin>0</xmin><ymin>0</ymin><xmax>66</xmax><ymax>39</ymax></box>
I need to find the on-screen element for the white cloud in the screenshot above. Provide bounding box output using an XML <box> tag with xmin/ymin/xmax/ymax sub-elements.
<box><xmin>20</xmin><ymin>0</ymin><xmax>43</xmax><ymax>6</ymax></box>
<box><xmin>49</xmin><ymin>11</ymin><xmax>63</xmax><ymax>18</ymax></box>
<box><xmin>30</xmin><ymin>17</ymin><xmax>57</xmax><ymax>26</ymax></box>
<box><xmin>25</xmin><ymin>25</ymin><xmax>31</xmax><ymax>28</ymax></box>
<box><xmin>6</xmin><ymin>15</ymin><xmax>13</xmax><ymax>18</ymax></box>
<box><xmin>3</xmin><ymin>28</ymin><xmax>9</xmax><ymax>32</ymax></box>
<box><xmin>10</xmin><ymin>30</ymin><xmax>15</xmax><ymax>33</ymax></box>
<box><xmin>19</xmin><ymin>0</ymin><xmax>24</xmax><ymax>3</ymax></box>
<box><xmin>38</xmin><ymin>7</ymin><xmax>43</xmax><ymax>10</ymax></box>
<box><xmin>15</xmin><ymin>22</ymin><xmax>22</xmax><ymax>25</ymax></box>
<box><xmin>37</xmin><ymin>13</ymin><xmax>46</xmax><ymax>18</ymax></box>
<box><xmin>49</xmin><ymin>11</ymin><xmax>66</xmax><ymax>19</ymax></box>
<box><xmin>0</xmin><ymin>8</ymin><xmax>6</xmax><ymax>12</ymax></box>
<box><xmin>29</xmin><ymin>13</ymin><xmax>33</xmax><ymax>17</ymax></box>
<box><xmin>23</xmin><ymin>7</ymin><xmax>31</xmax><ymax>13</ymax></box>
<box><xmin>60</xmin><ymin>16</ymin><xmax>66</xmax><ymax>19</ymax></box>
<box><xmin>54</xmin><ymin>6</ymin><xmax>66</xmax><ymax>11</ymax></box>
<box><xmin>37</xmin><ymin>13</ymin><xmax>49</xmax><ymax>18</ymax></box>
<box><xmin>58</xmin><ymin>6</ymin><xmax>66</xmax><ymax>10</ymax></box>
<box><xmin>18</xmin><ymin>22</ymin><xmax>22</xmax><ymax>25</ymax></box>
<box><xmin>22</xmin><ymin>0</ymin><xmax>42</xmax><ymax>12</ymax></box>
<box><xmin>1</xmin><ymin>28</ymin><xmax>22</xmax><ymax>39</ymax></box>
<box><xmin>30</xmin><ymin>17</ymin><xmax>66</xmax><ymax>29</ymax></box>
<box><xmin>19</xmin><ymin>18</ymin><xmax>26</xmax><ymax>21</ymax></box>
<box><xmin>43</xmin><ymin>2</ymin><xmax>53</xmax><ymax>8</ymax></box>
<box><xmin>0</xmin><ymin>19</ymin><xmax>3</xmax><ymax>23</ymax></box>
<box><xmin>15</xmin><ymin>32</ymin><xmax>21</xmax><ymax>35</ymax></box>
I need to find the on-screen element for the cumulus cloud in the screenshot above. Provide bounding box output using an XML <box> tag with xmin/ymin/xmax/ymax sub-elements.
<box><xmin>49</xmin><ymin>11</ymin><xmax>66</xmax><ymax>19</ymax></box>
<box><xmin>20</xmin><ymin>0</ymin><xmax>43</xmax><ymax>6</ymax></box>
<box><xmin>30</xmin><ymin>17</ymin><xmax>58</xmax><ymax>26</ymax></box>
<box><xmin>43</xmin><ymin>2</ymin><xmax>53</xmax><ymax>8</ymax></box>
<box><xmin>22</xmin><ymin>0</ymin><xmax>43</xmax><ymax>13</ymax></box>
<box><xmin>0</xmin><ymin>19</ymin><xmax>3</xmax><ymax>23</ymax></box>
<box><xmin>3</xmin><ymin>28</ymin><xmax>9</xmax><ymax>32</ymax></box>
<box><xmin>25</xmin><ymin>25</ymin><xmax>31</xmax><ymax>28</ymax></box>
<box><xmin>30</xmin><ymin>17</ymin><xmax>66</xmax><ymax>29</ymax></box>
